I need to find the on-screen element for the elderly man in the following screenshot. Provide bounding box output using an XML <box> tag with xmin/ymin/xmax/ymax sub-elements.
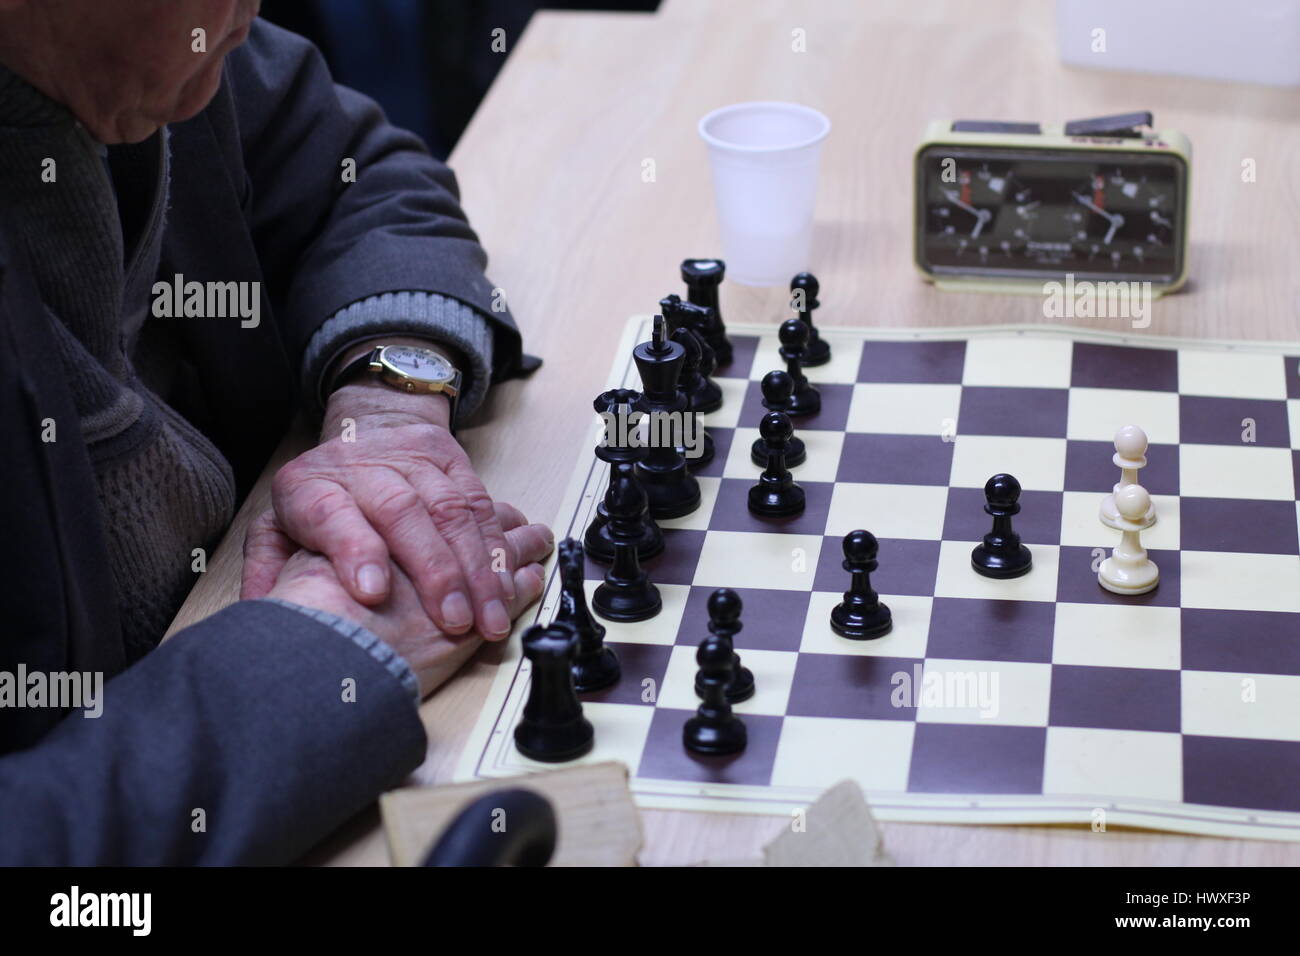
<box><xmin>0</xmin><ymin>1</ymin><xmax>552</xmax><ymax>863</ymax></box>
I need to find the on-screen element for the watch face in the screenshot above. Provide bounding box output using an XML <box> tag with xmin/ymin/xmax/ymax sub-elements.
<box><xmin>916</xmin><ymin>145</ymin><xmax>1186</xmax><ymax>282</ymax></box>
<box><xmin>380</xmin><ymin>346</ymin><xmax>454</xmax><ymax>384</ymax></box>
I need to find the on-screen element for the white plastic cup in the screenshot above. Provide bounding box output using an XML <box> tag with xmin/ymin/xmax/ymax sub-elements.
<box><xmin>698</xmin><ymin>101</ymin><xmax>831</xmax><ymax>287</ymax></box>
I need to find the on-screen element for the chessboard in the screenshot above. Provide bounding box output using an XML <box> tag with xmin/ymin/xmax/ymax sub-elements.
<box><xmin>456</xmin><ymin>315</ymin><xmax>1300</xmax><ymax>841</ymax></box>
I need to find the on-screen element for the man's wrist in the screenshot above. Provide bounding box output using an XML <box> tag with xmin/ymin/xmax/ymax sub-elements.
<box><xmin>322</xmin><ymin>336</ymin><xmax>458</xmax><ymax>435</ymax></box>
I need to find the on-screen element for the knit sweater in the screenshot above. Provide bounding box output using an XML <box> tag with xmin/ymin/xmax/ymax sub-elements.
<box><xmin>0</xmin><ymin>65</ymin><xmax>494</xmax><ymax>660</ymax></box>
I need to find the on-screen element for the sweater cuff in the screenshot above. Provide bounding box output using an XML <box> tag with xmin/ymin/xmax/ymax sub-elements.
<box><xmin>302</xmin><ymin>291</ymin><xmax>495</xmax><ymax>426</ymax></box>
<box><xmin>259</xmin><ymin>598</ymin><xmax>420</xmax><ymax>703</ymax></box>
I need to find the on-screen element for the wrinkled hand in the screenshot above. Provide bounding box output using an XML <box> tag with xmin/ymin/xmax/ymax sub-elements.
<box><xmin>260</xmin><ymin>504</ymin><xmax>552</xmax><ymax>698</ymax></box>
<box><xmin>243</xmin><ymin>384</ymin><xmax>540</xmax><ymax>641</ymax></box>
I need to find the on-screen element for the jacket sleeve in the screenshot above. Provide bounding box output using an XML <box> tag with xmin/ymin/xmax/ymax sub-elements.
<box><xmin>0</xmin><ymin>600</ymin><xmax>426</xmax><ymax>865</ymax></box>
<box><xmin>224</xmin><ymin>19</ymin><xmax>526</xmax><ymax>403</ymax></box>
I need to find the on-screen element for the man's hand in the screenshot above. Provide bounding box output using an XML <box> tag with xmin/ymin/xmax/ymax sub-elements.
<box><xmin>259</xmin><ymin>504</ymin><xmax>552</xmax><ymax>699</ymax></box>
<box><xmin>248</xmin><ymin>366</ymin><xmax>537</xmax><ymax>641</ymax></box>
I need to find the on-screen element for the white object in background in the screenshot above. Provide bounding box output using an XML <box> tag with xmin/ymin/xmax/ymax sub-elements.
<box><xmin>698</xmin><ymin>101</ymin><xmax>830</xmax><ymax>287</ymax></box>
<box><xmin>1057</xmin><ymin>0</ymin><xmax>1300</xmax><ymax>87</ymax></box>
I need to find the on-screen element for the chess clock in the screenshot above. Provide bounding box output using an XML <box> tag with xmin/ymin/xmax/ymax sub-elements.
<box><xmin>914</xmin><ymin>112</ymin><xmax>1191</xmax><ymax>296</ymax></box>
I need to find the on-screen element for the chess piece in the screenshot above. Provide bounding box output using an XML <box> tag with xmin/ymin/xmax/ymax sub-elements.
<box><xmin>669</xmin><ymin>324</ymin><xmax>714</xmax><ymax>469</ymax></box>
<box><xmin>681</xmin><ymin>258</ymin><xmax>731</xmax><ymax>367</ymax></box>
<box><xmin>683</xmin><ymin>635</ymin><xmax>747</xmax><ymax>756</ymax></box>
<box><xmin>513</xmin><ymin>622</ymin><xmax>595</xmax><ymax>763</ymax></box>
<box><xmin>1098</xmin><ymin>484</ymin><xmax>1160</xmax><ymax>595</ymax></box>
<box><xmin>971</xmin><ymin>473</ymin><xmax>1033</xmax><ymax>578</ymax></box>
<box><xmin>634</xmin><ymin>315</ymin><xmax>701</xmax><ymax>519</ymax></box>
<box><xmin>555</xmin><ymin>538</ymin><xmax>620</xmax><ymax>693</ymax></box>
<box><xmin>748</xmin><ymin>410</ymin><xmax>806</xmax><ymax>518</ymax></box>
<box><xmin>750</xmin><ymin>369</ymin><xmax>807</xmax><ymax>467</ymax></box>
<box><xmin>583</xmin><ymin>387</ymin><xmax>663</xmax><ymax>563</ymax></box>
<box><xmin>830</xmin><ymin>530</ymin><xmax>892</xmax><ymax>640</ymax></box>
<box><xmin>592</xmin><ymin>461</ymin><xmax>662</xmax><ymax>621</ymax></box>
<box><xmin>660</xmin><ymin>294</ymin><xmax>723</xmax><ymax>413</ymax></box>
<box><xmin>1100</xmin><ymin>424</ymin><xmax>1156</xmax><ymax>531</ymax></box>
<box><xmin>694</xmin><ymin>588</ymin><xmax>755</xmax><ymax>704</ymax></box>
<box><xmin>778</xmin><ymin>317</ymin><xmax>821</xmax><ymax>417</ymax></box>
<box><xmin>790</xmin><ymin>272</ymin><xmax>830</xmax><ymax>367</ymax></box>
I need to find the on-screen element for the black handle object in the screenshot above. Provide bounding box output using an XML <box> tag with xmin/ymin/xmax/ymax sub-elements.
<box><xmin>422</xmin><ymin>788</ymin><xmax>558</xmax><ymax>867</ymax></box>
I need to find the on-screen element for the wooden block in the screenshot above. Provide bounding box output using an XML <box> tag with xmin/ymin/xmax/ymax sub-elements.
<box><xmin>381</xmin><ymin>761</ymin><xmax>642</xmax><ymax>866</ymax></box>
<box><xmin>762</xmin><ymin>780</ymin><xmax>894</xmax><ymax>867</ymax></box>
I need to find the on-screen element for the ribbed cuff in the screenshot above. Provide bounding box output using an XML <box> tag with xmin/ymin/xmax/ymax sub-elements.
<box><xmin>303</xmin><ymin>291</ymin><xmax>495</xmax><ymax>427</ymax></box>
<box><xmin>259</xmin><ymin>597</ymin><xmax>421</xmax><ymax>703</ymax></box>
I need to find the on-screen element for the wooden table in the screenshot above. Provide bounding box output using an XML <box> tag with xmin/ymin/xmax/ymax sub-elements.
<box><xmin>171</xmin><ymin>0</ymin><xmax>1300</xmax><ymax>865</ymax></box>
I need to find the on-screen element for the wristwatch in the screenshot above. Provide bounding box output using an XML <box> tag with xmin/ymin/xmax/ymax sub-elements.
<box><xmin>329</xmin><ymin>344</ymin><xmax>462</xmax><ymax>427</ymax></box>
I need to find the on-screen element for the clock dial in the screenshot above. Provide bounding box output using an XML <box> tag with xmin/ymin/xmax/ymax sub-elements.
<box><xmin>383</xmin><ymin>346</ymin><xmax>453</xmax><ymax>383</ymax></box>
<box><xmin>917</xmin><ymin>146</ymin><xmax>1186</xmax><ymax>281</ymax></box>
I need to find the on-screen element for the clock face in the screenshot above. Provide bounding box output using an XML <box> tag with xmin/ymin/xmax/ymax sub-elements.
<box><xmin>381</xmin><ymin>346</ymin><xmax>454</xmax><ymax>383</ymax></box>
<box><xmin>916</xmin><ymin>145</ymin><xmax>1186</xmax><ymax>282</ymax></box>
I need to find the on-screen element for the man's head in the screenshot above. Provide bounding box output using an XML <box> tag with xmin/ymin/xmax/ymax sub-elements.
<box><xmin>0</xmin><ymin>0</ymin><xmax>260</xmax><ymax>143</ymax></box>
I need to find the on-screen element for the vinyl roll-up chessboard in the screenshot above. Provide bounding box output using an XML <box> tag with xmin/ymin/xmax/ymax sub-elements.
<box><xmin>456</xmin><ymin>317</ymin><xmax>1300</xmax><ymax>841</ymax></box>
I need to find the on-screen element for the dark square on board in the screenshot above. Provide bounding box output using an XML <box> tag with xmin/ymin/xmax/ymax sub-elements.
<box><xmin>925</xmin><ymin>597</ymin><xmax>1056</xmax><ymax>663</ymax></box>
<box><xmin>907</xmin><ymin>723</ymin><xmax>1046</xmax><ymax>794</ymax></box>
<box><xmin>1285</xmin><ymin>355</ymin><xmax>1300</xmax><ymax>401</ymax></box>
<box><xmin>676</xmin><ymin>586</ymin><xmax>810</xmax><ymax>652</ymax></box>
<box><xmin>688</xmin><ymin>425</ymin><xmax>734</xmax><ymax>479</ymax></box>
<box><xmin>709</xmin><ymin>478</ymin><xmax>834</xmax><ymax>536</ymax></box>
<box><xmin>1180</xmin><ymin>497</ymin><xmax>1299</xmax><ymax>555</ymax></box>
<box><xmin>942</xmin><ymin>487</ymin><xmax>1064</xmax><ymax>546</ymax></box>
<box><xmin>1184</xmin><ymin>736</ymin><xmax>1300</xmax><ymax>813</ymax></box>
<box><xmin>1179</xmin><ymin>395</ymin><xmax>1291</xmax><ymax>448</ymax></box>
<box><xmin>578</xmin><ymin>642</ymin><xmax>673</xmax><ymax>706</ymax></box>
<box><xmin>1056</xmin><ymin>546</ymin><xmax>1180</xmax><ymax>607</ymax></box>
<box><xmin>1048</xmin><ymin>664</ymin><xmax>1181</xmax><ymax>733</ymax></box>
<box><xmin>786</xmin><ymin>654</ymin><xmax>923</xmax><ymax>721</ymax></box>
<box><xmin>584</xmin><ymin>528</ymin><xmax>705</xmax><ymax>587</ymax></box>
<box><xmin>719</xmin><ymin>333</ymin><xmax>760</xmax><ymax>380</ymax></box>
<box><xmin>1063</xmin><ymin>439</ymin><xmax>1180</xmax><ymax>495</ymax></box>
<box><xmin>1181</xmin><ymin>609</ymin><xmax>1300</xmax><ymax>677</ymax></box>
<box><xmin>857</xmin><ymin>339</ymin><xmax>967</xmax><ymax>384</ymax></box>
<box><xmin>837</xmin><ymin>433</ymin><xmax>955</xmax><ymax>486</ymax></box>
<box><xmin>814</xmin><ymin>536</ymin><xmax>941</xmax><ymax>597</ymax></box>
<box><xmin>739</xmin><ymin>380</ymin><xmax>853</xmax><ymax>432</ymax></box>
<box><xmin>1071</xmin><ymin>341</ymin><xmax>1179</xmax><ymax>392</ymax></box>
<box><xmin>958</xmin><ymin>386</ymin><xmax>1070</xmax><ymax>438</ymax></box>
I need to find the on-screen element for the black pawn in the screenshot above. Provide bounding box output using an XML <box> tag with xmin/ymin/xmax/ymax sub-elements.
<box><xmin>555</xmin><ymin>538</ymin><xmax>620</xmax><ymax>693</ymax></box>
<box><xmin>830</xmin><ymin>530</ymin><xmax>892</xmax><ymax>640</ymax></box>
<box><xmin>750</xmin><ymin>369</ymin><xmax>806</xmax><ymax>468</ymax></box>
<box><xmin>583</xmin><ymin>388</ymin><xmax>663</xmax><ymax>564</ymax></box>
<box><xmin>683</xmin><ymin>635</ymin><xmax>747</xmax><ymax>756</ymax></box>
<box><xmin>694</xmin><ymin>587</ymin><xmax>755</xmax><ymax>704</ymax></box>
<box><xmin>513</xmin><ymin>622</ymin><xmax>594</xmax><ymax>763</ymax></box>
<box><xmin>748</xmin><ymin>411</ymin><xmax>805</xmax><ymax>518</ymax></box>
<box><xmin>669</xmin><ymin>325</ymin><xmax>714</xmax><ymax>470</ymax></box>
<box><xmin>592</xmin><ymin>465</ymin><xmax>662</xmax><ymax>621</ymax></box>
<box><xmin>778</xmin><ymin>317</ymin><xmax>821</xmax><ymax>417</ymax></box>
<box><xmin>790</xmin><ymin>272</ymin><xmax>830</xmax><ymax>367</ymax></box>
<box><xmin>681</xmin><ymin>258</ymin><xmax>731</xmax><ymax>368</ymax></box>
<box><xmin>633</xmin><ymin>315</ymin><xmax>701</xmax><ymax>520</ymax></box>
<box><xmin>971</xmin><ymin>473</ymin><xmax>1033</xmax><ymax>579</ymax></box>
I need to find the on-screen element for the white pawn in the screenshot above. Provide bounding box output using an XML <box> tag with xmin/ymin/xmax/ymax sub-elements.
<box><xmin>1099</xmin><ymin>424</ymin><xmax>1156</xmax><ymax>531</ymax></box>
<box><xmin>1098</xmin><ymin>484</ymin><xmax>1159</xmax><ymax>595</ymax></box>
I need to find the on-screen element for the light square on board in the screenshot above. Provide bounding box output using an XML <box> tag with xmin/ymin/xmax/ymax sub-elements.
<box><xmin>1178</xmin><ymin>349</ymin><xmax>1288</xmax><ymax>401</ymax></box>
<box><xmin>749</xmin><ymin>333</ymin><xmax>863</xmax><ymax>384</ymax></box>
<box><xmin>692</xmin><ymin>530</ymin><xmax>823</xmax><ymax>592</ymax></box>
<box><xmin>698</xmin><ymin>376</ymin><xmax>750</xmax><ymax>430</ymax></box>
<box><xmin>657</xmin><ymin>644</ymin><xmax>797</xmax><ymax>717</ymax></box>
<box><xmin>1042</xmin><ymin>727</ymin><xmax>1182</xmax><ymax>803</ymax></box>
<box><xmin>1181</xmin><ymin>671</ymin><xmax>1300</xmax><ymax>742</ymax></box>
<box><xmin>949</xmin><ymin>435</ymin><xmax>1067</xmax><ymax>491</ymax></box>
<box><xmin>933</xmin><ymin>540</ymin><xmax>1061</xmax><ymax>603</ymax></box>
<box><xmin>1052</xmin><ymin>602</ymin><xmax>1182</xmax><ymax>670</ymax></box>
<box><xmin>915</xmin><ymin>659</ymin><xmax>1051</xmax><ymax>727</ymax></box>
<box><xmin>583</xmin><ymin>580</ymin><xmax>690</xmax><ymax>646</ymax></box>
<box><xmin>826</xmin><ymin>482</ymin><xmax>950</xmax><ymax>541</ymax></box>
<box><xmin>1059</xmin><ymin>490</ymin><xmax>1180</xmax><ymax>551</ymax></box>
<box><xmin>1066</xmin><ymin>387</ymin><xmax>1180</xmax><ymax>444</ymax></box>
<box><xmin>771</xmin><ymin>717</ymin><xmax>916</xmax><ymax>793</ymax></box>
<box><xmin>845</xmin><ymin>383</ymin><xmax>962</xmax><ymax>438</ymax></box>
<box><xmin>961</xmin><ymin>335</ymin><xmax>1073</xmax><ymax>389</ymax></box>
<box><xmin>722</xmin><ymin>427</ymin><xmax>845</xmax><ymax>483</ymax></box>
<box><xmin>1178</xmin><ymin>444</ymin><xmax>1295</xmax><ymax>501</ymax></box>
<box><xmin>658</xmin><ymin>475</ymin><xmax>719</xmax><ymax>531</ymax></box>
<box><xmin>1181</xmin><ymin>551</ymin><xmax>1300</xmax><ymax>614</ymax></box>
<box><xmin>799</xmin><ymin>591</ymin><xmax>933</xmax><ymax>658</ymax></box>
<box><xmin>507</xmin><ymin>701</ymin><xmax>654</xmax><ymax>774</ymax></box>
